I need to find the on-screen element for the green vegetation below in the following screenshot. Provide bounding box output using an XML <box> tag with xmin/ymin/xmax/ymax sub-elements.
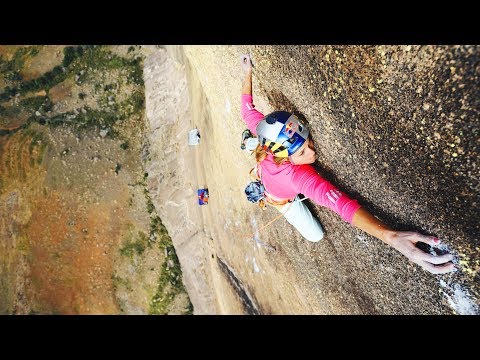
<box><xmin>0</xmin><ymin>45</ymin><xmax>145</xmax><ymax>139</ymax></box>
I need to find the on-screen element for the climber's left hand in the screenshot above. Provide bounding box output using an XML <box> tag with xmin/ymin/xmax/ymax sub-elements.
<box><xmin>387</xmin><ymin>231</ymin><xmax>456</xmax><ymax>274</ymax></box>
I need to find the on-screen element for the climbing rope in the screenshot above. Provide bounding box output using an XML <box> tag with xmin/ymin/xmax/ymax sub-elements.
<box><xmin>243</xmin><ymin>196</ymin><xmax>310</xmax><ymax>251</ymax></box>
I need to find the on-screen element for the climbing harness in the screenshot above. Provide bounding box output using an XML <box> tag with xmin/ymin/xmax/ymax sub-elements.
<box><xmin>243</xmin><ymin>161</ymin><xmax>309</xmax><ymax>250</ymax></box>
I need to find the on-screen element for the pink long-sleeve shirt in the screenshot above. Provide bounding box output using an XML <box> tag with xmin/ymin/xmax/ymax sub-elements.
<box><xmin>241</xmin><ymin>94</ymin><xmax>361</xmax><ymax>223</ymax></box>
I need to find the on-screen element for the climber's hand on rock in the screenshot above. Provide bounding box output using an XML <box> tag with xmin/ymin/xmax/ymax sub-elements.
<box><xmin>241</xmin><ymin>54</ymin><xmax>253</xmax><ymax>74</ymax></box>
<box><xmin>387</xmin><ymin>231</ymin><xmax>456</xmax><ymax>274</ymax></box>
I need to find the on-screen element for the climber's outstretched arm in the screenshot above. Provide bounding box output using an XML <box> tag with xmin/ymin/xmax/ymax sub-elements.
<box><xmin>241</xmin><ymin>54</ymin><xmax>252</xmax><ymax>96</ymax></box>
<box><xmin>352</xmin><ymin>207</ymin><xmax>456</xmax><ymax>274</ymax></box>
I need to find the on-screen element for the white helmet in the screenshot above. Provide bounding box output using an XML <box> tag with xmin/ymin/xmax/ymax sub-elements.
<box><xmin>256</xmin><ymin>111</ymin><xmax>309</xmax><ymax>157</ymax></box>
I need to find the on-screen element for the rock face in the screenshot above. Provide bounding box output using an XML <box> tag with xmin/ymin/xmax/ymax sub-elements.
<box><xmin>145</xmin><ymin>46</ymin><xmax>479</xmax><ymax>314</ymax></box>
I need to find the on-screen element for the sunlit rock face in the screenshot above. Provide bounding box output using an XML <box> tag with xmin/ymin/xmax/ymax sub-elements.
<box><xmin>145</xmin><ymin>45</ymin><xmax>480</xmax><ymax>314</ymax></box>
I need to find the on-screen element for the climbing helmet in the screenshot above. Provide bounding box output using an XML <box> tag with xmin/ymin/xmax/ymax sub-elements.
<box><xmin>256</xmin><ymin>111</ymin><xmax>309</xmax><ymax>157</ymax></box>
